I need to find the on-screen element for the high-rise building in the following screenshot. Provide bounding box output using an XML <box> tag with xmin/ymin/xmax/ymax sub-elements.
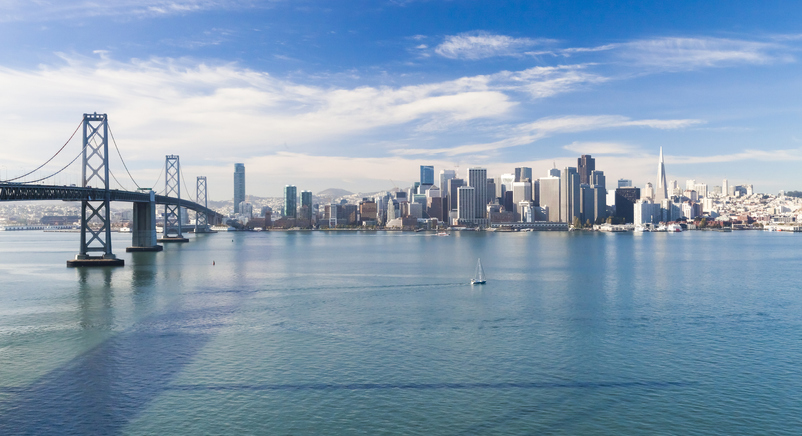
<box><xmin>511</xmin><ymin>181</ymin><xmax>532</xmax><ymax>221</ymax></box>
<box><xmin>283</xmin><ymin>185</ymin><xmax>297</xmax><ymax>218</ymax></box>
<box><xmin>618</xmin><ymin>179</ymin><xmax>633</xmax><ymax>188</ymax></box>
<box><xmin>420</xmin><ymin>165</ymin><xmax>434</xmax><ymax>187</ymax></box>
<box><xmin>300</xmin><ymin>190</ymin><xmax>313</xmax><ymax>221</ymax></box>
<box><xmin>561</xmin><ymin>167</ymin><xmax>580</xmax><ymax>224</ymax></box>
<box><xmin>457</xmin><ymin>186</ymin><xmax>476</xmax><ymax>224</ymax></box>
<box><xmin>548</xmin><ymin>167</ymin><xmax>560</xmax><ymax>178</ymax></box>
<box><xmin>694</xmin><ymin>183</ymin><xmax>708</xmax><ymax>198</ymax></box>
<box><xmin>590</xmin><ymin>170</ymin><xmax>606</xmax><ymax>190</ymax></box>
<box><xmin>500</xmin><ymin>173</ymin><xmax>515</xmax><ymax>196</ymax></box>
<box><xmin>685</xmin><ymin>179</ymin><xmax>696</xmax><ymax>191</ymax></box>
<box><xmin>578</xmin><ymin>155</ymin><xmax>595</xmax><ymax>185</ymax></box>
<box><xmin>447</xmin><ymin>178</ymin><xmax>465</xmax><ymax>211</ymax></box>
<box><xmin>644</xmin><ymin>182</ymin><xmax>654</xmax><ymax>200</ymax></box>
<box><xmin>467</xmin><ymin>168</ymin><xmax>488</xmax><ymax>225</ymax></box>
<box><xmin>538</xmin><ymin>176</ymin><xmax>560</xmax><ymax>222</ymax></box>
<box><xmin>486</xmin><ymin>179</ymin><xmax>497</xmax><ymax>203</ymax></box>
<box><xmin>655</xmin><ymin>147</ymin><xmax>668</xmax><ymax>201</ymax></box>
<box><xmin>722</xmin><ymin>179</ymin><xmax>729</xmax><ymax>197</ymax></box>
<box><xmin>614</xmin><ymin>187</ymin><xmax>641</xmax><ymax>223</ymax></box>
<box><xmin>233</xmin><ymin>163</ymin><xmax>245</xmax><ymax>213</ymax></box>
<box><xmin>439</xmin><ymin>169</ymin><xmax>456</xmax><ymax>196</ymax></box>
<box><xmin>532</xmin><ymin>179</ymin><xmax>540</xmax><ymax>207</ymax></box>
<box><xmin>514</xmin><ymin>167</ymin><xmax>532</xmax><ymax>183</ymax></box>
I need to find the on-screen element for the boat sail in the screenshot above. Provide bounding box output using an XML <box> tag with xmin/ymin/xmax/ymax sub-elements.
<box><xmin>471</xmin><ymin>258</ymin><xmax>486</xmax><ymax>285</ymax></box>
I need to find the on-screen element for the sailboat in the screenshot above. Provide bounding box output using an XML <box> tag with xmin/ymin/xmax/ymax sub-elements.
<box><xmin>471</xmin><ymin>258</ymin><xmax>486</xmax><ymax>285</ymax></box>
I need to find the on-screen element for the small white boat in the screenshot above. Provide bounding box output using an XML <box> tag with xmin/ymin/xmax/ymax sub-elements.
<box><xmin>471</xmin><ymin>258</ymin><xmax>486</xmax><ymax>285</ymax></box>
<box><xmin>118</xmin><ymin>227</ymin><xmax>131</xmax><ymax>233</ymax></box>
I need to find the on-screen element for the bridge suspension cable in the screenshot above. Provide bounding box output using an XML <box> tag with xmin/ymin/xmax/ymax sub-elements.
<box><xmin>0</xmin><ymin>119</ymin><xmax>82</xmax><ymax>183</ymax></box>
<box><xmin>18</xmin><ymin>133</ymin><xmax>92</xmax><ymax>184</ymax></box>
<box><xmin>107</xmin><ymin>122</ymin><xmax>142</xmax><ymax>190</ymax></box>
<box><xmin>180</xmin><ymin>166</ymin><xmax>196</xmax><ymax>203</ymax></box>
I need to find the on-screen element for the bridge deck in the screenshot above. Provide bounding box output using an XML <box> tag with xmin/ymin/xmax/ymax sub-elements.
<box><xmin>0</xmin><ymin>183</ymin><xmax>223</xmax><ymax>221</ymax></box>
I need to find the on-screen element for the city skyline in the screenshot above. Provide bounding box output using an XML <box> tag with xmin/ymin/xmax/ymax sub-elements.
<box><xmin>2</xmin><ymin>2</ymin><xmax>802</xmax><ymax>199</ymax></box>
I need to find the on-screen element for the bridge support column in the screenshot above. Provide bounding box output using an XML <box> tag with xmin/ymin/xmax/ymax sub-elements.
<box><xmin>68</xmin><ymin>113</ymin><xmax>124</xmax><ymax>267</ymax></box>
<box><xmin>158</xmin><ymin>155</ymin><xmax>188</xmax><ymax>243</ymax></box>
<box><xmin>126</xmin><ymin>191</ymin><xmax>163</xmax><ymax>252</ymax></box>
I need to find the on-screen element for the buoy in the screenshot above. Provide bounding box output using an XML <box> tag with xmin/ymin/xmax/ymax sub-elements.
<box><xmin>213</xmin><ymin>261</ymin><xmax>215</xmax><ymax>265</ymax></box>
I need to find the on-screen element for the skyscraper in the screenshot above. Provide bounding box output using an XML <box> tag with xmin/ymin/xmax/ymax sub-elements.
<box><xmin>233</xmin><ymin>163</ymin><xmax>245</xmax><ymax>213</ymax></box>
<box><xmin>447</xmin><ymin>178</ymin><xmax>465</xmax><ymax>211</ymax></box>
<box><xmin>538</xmin><ymin>176</ymin><xmax>560</xmax><ymax>222</ymax></box>
<box><xmin>722</xmin><ymin>179</ymin><xmax>729</xmax><ymax>197</ymax></box>
<box><xmin>283</xmin><ymin>185</ymin><xmax>297</xmax><ymax>219</ymax></box>
<box><xmin>615</xmin><ymin>187</ymin><xmax>640</xmax><ymax>223</ymax></box>
<box><xmin>511</xmin><ymin>181</ymin><xmax>532</xmax><ymax>221</ymax></box>
<box><xmin>618</xmin><ymin>179</ymin><xmax>633</xmax><ymax>188</ymax></box>
<box><xmin>420</xmin><ymin>165</ymin><xmax>434</xmax><ymax>187</ymax></box>
<box><xmin>467</xmin><ymin>168</ymin><xmax>488</xmax><ymax>225</ymax></box>
<box><xmin>457</xmin><ymin>186</ymin><xmax>476</xmax><ymax>224</ymax></box>
<box><xmin>590</xmin><ymin>170</ymin><xmax>606</xmax><ymax>190</ymax></box>
<box><xmin>656</xmin><ymin>147</ymin><xmax>668</xmax><ymax>201</ymax></box>
<box><xmin>514</xmin><ymin>167</ymin><xmax>532</xmax><ymax>182</ymax></box>
<box><xmin>561</xmin><ymin>167</ymin><xmax>580</xmax><ymax>224</ymax></box>
<box><xmin>300</xmin><ymin>190</ymin><xmax>313</xmax><ymax>221</ymax></box>
<box><xmin>578</xmin><ymin>155</ymin><xmax>595</xmax><ymax>185</ymax></box>
<box><xmin>439</xmin><ymin>169</ymin><xmax>456</xmax><ymax>195</ymax></box>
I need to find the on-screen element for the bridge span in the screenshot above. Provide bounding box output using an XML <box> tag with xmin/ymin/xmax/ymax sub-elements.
<box><xmin>0</xmin><ymin>113</ymin><xmax>225</xmax><ymax>267</ymax></box>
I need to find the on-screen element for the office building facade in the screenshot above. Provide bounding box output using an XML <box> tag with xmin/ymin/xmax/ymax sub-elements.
<box><xmin>234</xmin><ymin>163</ymin><xmax>245</xmax><ymax>213</ymax></box>
<box><xmin>283</xmin><ymin>185</ymin><xmax>297</xmax><ymax>219</ymax></box>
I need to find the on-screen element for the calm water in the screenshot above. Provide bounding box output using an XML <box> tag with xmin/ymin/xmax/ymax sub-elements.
<box><xmin>0</xmin><ymin>230</ymin><xmax>801</xmax><ymax>435</ymax></box>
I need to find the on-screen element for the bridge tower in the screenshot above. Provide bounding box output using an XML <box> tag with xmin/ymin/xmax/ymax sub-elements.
<box><xmin>194</xmin><ymin>176</ymin><xmax>211</xmax><ymax>233</ymax></box>
<box><xmin>67</xmin><ymin>113</ymin><xmax>124</xmax><ymax>267</ymax></box>
<box><xmin>158</xmin><ymin>155</ymin><xmax>188</xmax><ymax>242</ymax></box>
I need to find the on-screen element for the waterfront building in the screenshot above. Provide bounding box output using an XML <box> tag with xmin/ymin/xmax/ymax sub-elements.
<box><xmin>532</xmin><ymin>179</ymin><xmax>540</xmax><ymax>207</ymax></box>
<box><xmin>561</xmin><ymin>167</ymin><xmax>580</xmax><ymax>224</ymax></box>
<box><xmin>283</xmin><ymin>185</ymin><xmax>297</xmax><ymax>219</ymax></box>
<box><xmin>233</xmin><ymin>163</ymin><xmax>245</xmax><ymax>214</ymax></box>
<box><xmin>518</xmin><ymin>201</ymin><xmax>534</xmax><ymax>223</ymax></box>
<box><xmin>359</xmin><ymin>198</ymin><xmax>377</xmax><ymax>223</ymax></box>
<box><xmin>538</xmin><ymin>176</ymin><xmax>560</xmax><ymax>222</ymax></box>
<box><xmin>238</xmin><ymin>201</ymin><xmax>253</xmax><ymax>218</ymax></box>
<box><xmin>467</xmin><ymin>168</ymin><xmax>488</xmax><ymax>225</ymax></box>
<box><xmin>614</xmin><ymin>187</ymin><xmax>641</xmax><ymax>223</ymax></box>
<box><xmin>634</xmin><ymin>199</ymin><xmax>660</xmax><ymax>224</ymax></box>
<box><xmin>578</xmin><ymin>155</ymin><xmax>595</xmax><ymax>185</ymax></box>
<box><xmin>457</xmin><ymin>186</ymin><xmax>476</xmax><ymax>224</ymax></box>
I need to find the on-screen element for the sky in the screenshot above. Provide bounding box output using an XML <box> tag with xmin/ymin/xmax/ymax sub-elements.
<box><xmin>1</xmin><ymin>0</ymin><xmax>801</xmax><ymax>200</ymax></box>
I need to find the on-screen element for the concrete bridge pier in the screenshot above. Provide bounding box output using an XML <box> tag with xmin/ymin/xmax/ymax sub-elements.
<box><xmin>126</xmin><ymin>191</ymin><xmax>163</xmax><ymax>252</ymax></box>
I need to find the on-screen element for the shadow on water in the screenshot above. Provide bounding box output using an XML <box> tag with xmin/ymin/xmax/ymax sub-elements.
<box><xmin>0</xmin><ymin>266</ymin><xmax>217</xmax><ymax>436</ymax></box>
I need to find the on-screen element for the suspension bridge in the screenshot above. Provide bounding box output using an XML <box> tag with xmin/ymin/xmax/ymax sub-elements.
<box><xmin>0</xmin><ymin>113</ymin><xmax>225</xmax><ymax>267</ymax></box>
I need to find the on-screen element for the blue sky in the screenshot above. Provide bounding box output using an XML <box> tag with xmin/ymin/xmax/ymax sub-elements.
<box><xmin>1</xmin><ymin>1</ymin><xmax>801</xmax><ymax>199</ymax></box>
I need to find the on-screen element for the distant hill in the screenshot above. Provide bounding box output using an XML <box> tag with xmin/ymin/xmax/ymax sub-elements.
<box><xmin>316</xmin><ymin>188</ymin><xmax>353</xmax><ymax>198</ymax></box>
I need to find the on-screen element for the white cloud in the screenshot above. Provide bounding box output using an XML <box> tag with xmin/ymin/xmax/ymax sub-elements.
<box><xmin>0</xmin><ymin>0</ymin><xmax>260</xmax><ymax>22</ymax></box>
<box><xmin>562</xmin><ymin>141</ymin><xmax>639</xmax><ymax>155</ymax></box>
<box><xmin>435</xmin><ymin>32</ymin><xmax>551</xmax><ymax>60</ymax></box>
<box><xmin>618</xmin><ymin>37</ymin><xmax>787</xmax><ymax>69</ymax></box>
<box><xmin>397</xmin><ymin>115</ymin><xmax>703</xmax><ymax>157</ymax></box>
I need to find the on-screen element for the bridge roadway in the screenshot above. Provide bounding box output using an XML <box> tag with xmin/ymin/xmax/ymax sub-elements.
<box><xmin>0</xmin><ymin>183</ymin><xmax>223</xmax><ymax>222</ymax></box>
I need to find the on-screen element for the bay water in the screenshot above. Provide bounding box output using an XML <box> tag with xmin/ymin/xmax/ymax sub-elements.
<box><xmin>0</xmin><ymin>230</ymin><xmax>801</xmax><ymax>434</ymax></box>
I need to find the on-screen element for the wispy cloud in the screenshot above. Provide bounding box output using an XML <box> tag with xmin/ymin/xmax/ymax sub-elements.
<box><xmin>616</xmin><ymin>37</ymin><xmax>790</xmax><ymax>69</ymax></box>
<box><xmin>0</xmin><ymin>0</ymin><xmax>263</xmax><ymax>22</ymax></box>
<box><xmin>435</xmin><ymin>31</ymin><xmax>553</xmax><ymax>60</ymax></box>
<box><xmin>562</xmin><ymin>141</ymin><xmax>640</xmax><ymax>155</ymax></box>
<box><xmin>396</xmin><ymin>115</ymin><xmax>703</xmax><ymax>157</ymax></box>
